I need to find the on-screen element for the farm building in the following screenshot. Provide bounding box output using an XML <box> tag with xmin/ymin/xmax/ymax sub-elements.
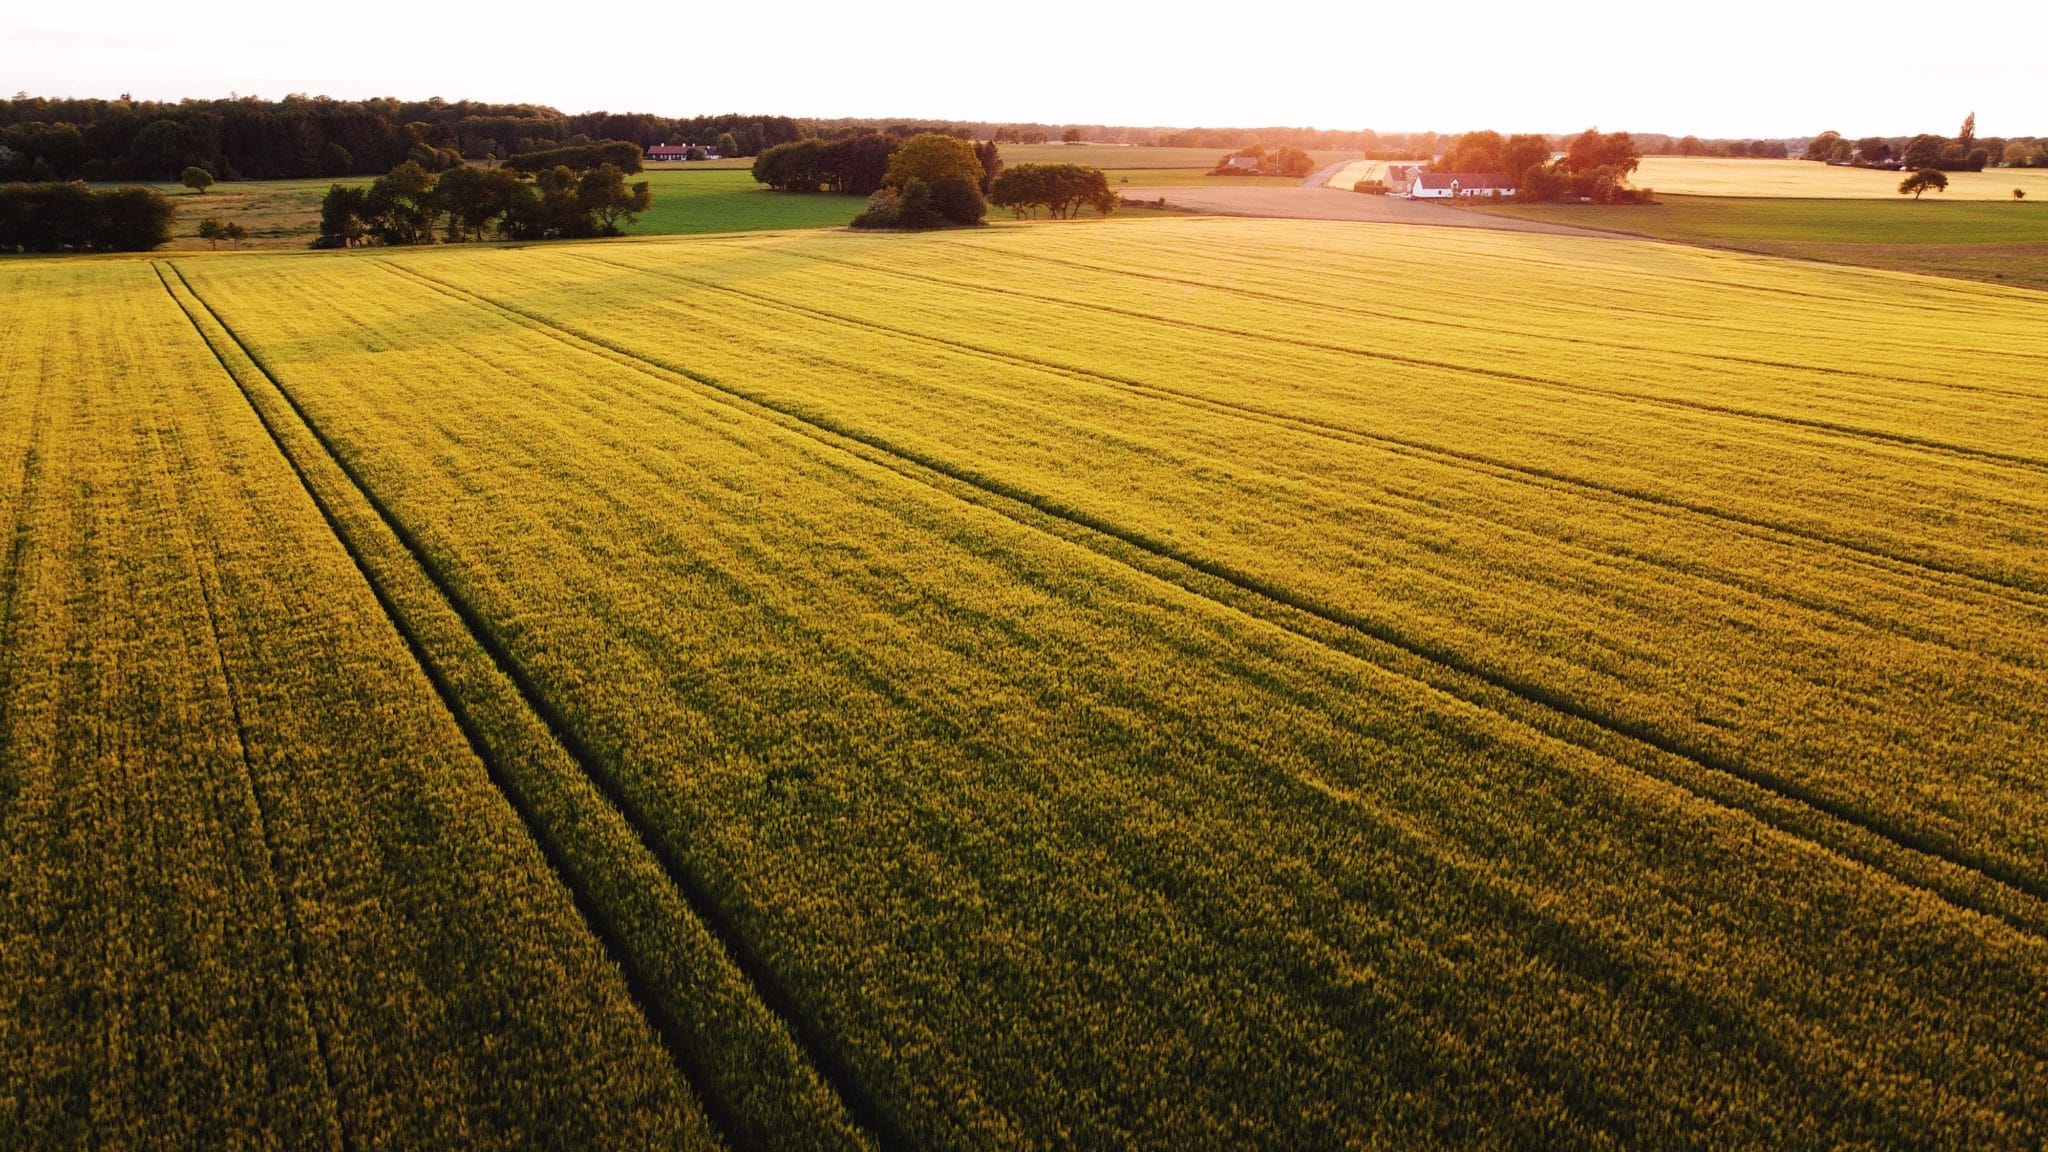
<box><xmin>1223</xmin><ymin>155</ymin><xmax>1262</xmax><ymax>172</ymax></box>
<box><xmin>646</xmin><ymin>144</ymin><xmax>719</xmax><ymax>161</ymax></box>
<box><xmin>1408</xmin><ymin>172</ymin><xmax>1516</xmax><ymax>199</ymax></box>
<box><xmin>1384</xmin><ymin>163</ymin><xmax>1426</xmax><ymax>192</ymax></box>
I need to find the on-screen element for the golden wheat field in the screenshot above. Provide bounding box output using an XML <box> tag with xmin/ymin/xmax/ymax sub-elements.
<box><xmin>1633</xmin><ymin>156</ymin><xmax>2048</xmax><ymax>199</ymax></box>
<box><xmin>4</xmin><ymin>217</ymin><xmax>2048</xmax><ymax>1149</ymax></box>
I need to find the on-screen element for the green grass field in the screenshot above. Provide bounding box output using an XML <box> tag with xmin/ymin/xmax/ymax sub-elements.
<box><xmin>1467</xmin><ymin>193</ymin><xmax>2048</xmax><ymax>289</ymax></box>
<box><xmin>7</xmin><ymin>216</ymin><xmax>2048</xmax><ymax>1147</ymax></box>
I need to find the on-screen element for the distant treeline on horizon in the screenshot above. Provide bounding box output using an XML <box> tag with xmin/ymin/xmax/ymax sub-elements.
<box><xmin>3</xmin><ymin>94</ymin><xmax>2036</xmax><ymax>184</ymax></box>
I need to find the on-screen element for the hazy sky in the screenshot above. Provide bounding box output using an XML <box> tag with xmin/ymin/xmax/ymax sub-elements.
<box><xmin>4</xmin><ymin>1</ymin><xmax>2040</xmax><ymax>137</ymax></box>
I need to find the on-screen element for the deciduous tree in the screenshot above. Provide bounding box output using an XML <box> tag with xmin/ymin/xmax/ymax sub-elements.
<box><xmin>181</xmin><ymin>166</ymin><xmax>213</xmax><ymax>193</ymax></box>
<box><xmin>1899</xmin><ymin>168</ymin><xmax>1948</xmax><ymax>198</ymax></box>
<box><xmin>577</xmin><ymin>163</ymin><xmax>653</xmax><ymax>234</ymax></box>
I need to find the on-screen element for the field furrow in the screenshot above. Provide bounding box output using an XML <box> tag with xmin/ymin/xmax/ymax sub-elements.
<box><xmin>321</xmin><ymin>242</ymin><xmax>2048</xmax><ymax>905</ymax></box>
<box><xmin>162</xmin><ymin>261</ymin><xmax>876</xmax><ymax>1152</ymax></box>
<box><xmin>172</xmin><ymin>241</ymin><xmax>2048</xmax><ymax>1148</ymax></box>
<box><xmin>0</xmin><ymin>260</ymin><xmax>716</xmax><ymax>1151</ymax></box>
<box><xmin>356</xmin><ymin>256</ymin><xmax>2048</xmax><ymax>937</ymax></box>
<box><xmin>584</xmin><ymin>235</ymin><xmax>2048</xmax><ymax>591</ymax></box>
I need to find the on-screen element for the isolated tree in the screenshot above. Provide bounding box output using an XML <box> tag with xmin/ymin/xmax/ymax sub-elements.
<box><xmin>2016</xmin><ymin>188</ymin><xmax>2027</xmax><ymax>201</ymax></box>
<box><xmin>1899</xmin><ymin>169</ymin><xmax>1948</xmax><ymax>198</ymax></box>
<box><xmin>577</xmin><ymin>163</ymin><xmax>653</xmax><ymax>234</ymax></box>
<box><xmin>197</xmin><ymin>218</ymin><xmax>247</xmax><ymax>247</ymax></box>
<box><xmin>181</xmin><ymin>165</ymin><xmax>214</xmax><ymax>193</ymax></box>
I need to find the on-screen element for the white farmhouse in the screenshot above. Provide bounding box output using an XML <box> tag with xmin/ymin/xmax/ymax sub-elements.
<box><xmin>1408</xmin><ymin>172</ymin><xmax>1516</xmax><ymax>199</ymax></box>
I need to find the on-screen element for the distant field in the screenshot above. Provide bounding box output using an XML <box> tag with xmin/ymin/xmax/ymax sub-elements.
<box><xmin>1002</xmin><ymin>143</ymin><xmax>1356</xmax><ymax>169</ymax></box>
<box><xmin>1635</xmin><ymin>156</ymin><xmax>2048</xmax><ymax>199</ymax></box>
<box><xmin>1468</xmin><ymin>193</ymin><xmax>2048</xmax><ymax>290</ymax></box>
<box><xmin>626</xmin><ymin>168</ymin><xmax>864</xmax><ymax>234</ymax></box>
<box><xmin>9</xmin><ymin>218</ymin><xmax>2048</xmax><ymax>1147</ymax></box>
<box><xmin>1323</xmin><ymin>159</ymin><xmax>1428</xmax><ymax>188</ymax></box>
<box><xmin>97</xmin><ymin>167</ymin><xmax>862</xmax><ymax>250</ymax></box>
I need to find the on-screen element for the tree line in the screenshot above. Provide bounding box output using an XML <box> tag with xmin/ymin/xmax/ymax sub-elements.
<box><xmin>1425</xmin><ymin>129</ymin><xmax>1649</xmax><ymax>203</ymax></box>
<box><xmin>316</xmin><ymin>156</ymin><xmax>649</xmax><ymax>247</ymax></box>
<box><xmin>1801</xmin><ymin>114</ymin><xmax>2044</xmax><ymax>171</ymax></box>
<box><xmin>0</xmin><ymin>95</ymin><xmax>800</xmax><ymax>183</ymax></box>
<box><xmin>0</xmin><ymin>183</ymin><xmax>174</xmax><ymax>251</ymax></box>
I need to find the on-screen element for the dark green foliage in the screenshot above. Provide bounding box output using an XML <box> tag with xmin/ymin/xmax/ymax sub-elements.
<box><xmin>974</xmin><ymin>140</ymin><xmax>1002</xmax><ymax>194</ymax></box>
<box><xmin>434</xmin><ymin>165</ymin><xmax>527</xmax><ymax>241</ymax></box>
<box><xmin>0</xmin><ymin>181</ymin><xmax>173</xmax><ymax>251</ymax></box>
<box><xmin>577</xmin><ymin>164</ymin><xmax>654</xmax><ymax>234</ymax></box>
<box><xmin>315</xmin><ymin>183</ymin><xmax>371</xmax><ymax>248</ymax></box>
<box><xmin>928</xmin><ymin>176</ymin><xmax>986</xmax><ymax>225</ymax></box>
<box><xmin>820</xmin><ymin>134</ymin><xmax>896</xmax><ymax>195</ymax></box>
<box><xmin>502</xmin><ymin>139</ymin><xmax>644</xmax><ymax>175</ymax></box>
<box><xmin>311</xmin><ymin>156</ymin><xmax>649</xmax><ymax>246</ymax></box>
<box><xmin>989</xmin><ymin>163</ymin><xmax>1117</xmax><ymax>219</ymax></box>
<box><xmin>406</xmin><ymin>142</ymin><xmax>466</xmax><ymax>172</ymax></box>
<box><xmin>196</xmin><ymin>217</ymin><xmax>249</xmax><ymax>248</ymax></box>
<box><xmin>851</xmin><ymin>178</ymin><xmax>945</xmax><ymax>229</ymax></box>
<box><xmin>180</xmin><ymin>165</ymin><xmax>214</xmax><ymax>193</ymax></box>
<box><xmin>752</xmin><ymin>139</ymin><xmax>828</xmax><ymax>192</ymax></box>
<box><xmin>1899</xmin><ymin>169</ymin><xmax>1948</xmax><ymax>198</ymax></box>
<box><xmin>365</xmin><ymin>160</ymin><xmax>441</xmax><ymax>244</ymax></box>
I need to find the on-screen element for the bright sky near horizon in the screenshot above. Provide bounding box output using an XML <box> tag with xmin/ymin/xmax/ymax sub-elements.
<box><xmin>4</xmin><ymin>1</ymin><xmax>2041</xmax><ymax>138</ymax></box>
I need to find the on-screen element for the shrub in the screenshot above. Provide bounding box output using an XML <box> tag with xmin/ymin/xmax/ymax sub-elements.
<box><xmin>1353</xmin><ymin>180</ymin><xmax>1389</xmax><ymax>195</ymax></box>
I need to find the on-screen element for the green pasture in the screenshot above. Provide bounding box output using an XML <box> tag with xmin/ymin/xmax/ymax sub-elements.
<box><xmin>1468</xmin><ymin>194</ymin><xmax>2048</xmax><ymax>290</ymax></box>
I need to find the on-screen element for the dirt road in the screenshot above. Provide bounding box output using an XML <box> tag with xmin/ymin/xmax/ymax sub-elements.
<box><xmin>1146</xmin><ymin>185</ymin><xmax>1625</xmax><ymax>238</ymax></box>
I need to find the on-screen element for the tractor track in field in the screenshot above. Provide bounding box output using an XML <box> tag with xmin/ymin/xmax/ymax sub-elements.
<box><xmin>926</xmin><ymin>239</ymin><xmax>2048</xmax><ymax>404</ymax></box>
<box><xmin>0</xmin><ymin>386</ymin><xmax>50</xmax><ymax>749</ymax></box>
<box><xmin>155</xmin><ymin>263</ymin><xmax>891</xmax><ymax>1152</ymax></box>
<box><xmin>758</xmin><ymin>245</ymin><xmax>2048</xmax><ymax>476</ymax></box>
<box><xmin>377</xmin><ymin>257</ymin><xmax>2048</xmax><ymax>944</ymax></box>
<box><xmin>136</xmin><ymin>390</ymin><xmax>353</xmax><ymax>1152</ymax></box>
<box><xmin>563</xmin><ymin>249</ymin><xmax>2048</xmax><ymax>620</ymax></box>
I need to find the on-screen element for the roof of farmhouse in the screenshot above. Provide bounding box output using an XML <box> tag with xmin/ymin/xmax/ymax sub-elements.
<box><xmin>1416</xmin><ymin>171</ymin><xmax>1514</xmax><ymax>189</ymax></box>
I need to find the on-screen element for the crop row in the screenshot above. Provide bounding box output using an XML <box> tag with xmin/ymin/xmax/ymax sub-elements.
<box><xmin>0</xmin><ymin>261</ymin><xmax>715</xmax><ymax>1150</ymax></box>
<box><xmin>177</xmin><ymin>243</ymin><xmax>2048</xmax><ymax>1148</ymax></box>
<box><xmin>331</xmin><ymin>239</ymin><xmax>2048</xmax><ymax>904</ymax></box>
